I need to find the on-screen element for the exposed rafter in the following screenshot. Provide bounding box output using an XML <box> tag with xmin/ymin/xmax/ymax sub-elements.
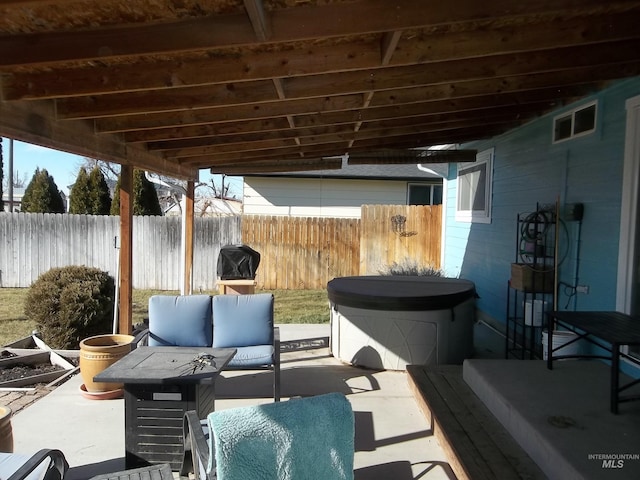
<box><xmin>348</xmin><ymin>149</ymin><xmax>478</xmax><ymax>165</ymax></box>
<box><xmin>1</xmin><ymin>0</ymin><xmax>640</xmax><ymax>177</ymax></box>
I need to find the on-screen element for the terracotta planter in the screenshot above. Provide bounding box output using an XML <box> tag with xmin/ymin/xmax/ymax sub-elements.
<box><xmin>0</xmin><ymin>405</ymin><xmax>13</xmax><ymax>453</ymax></box>
<box><xmin>79</xmin><ymin>334</ymin><xmax>134</xmax><ymax>393</ymax></box>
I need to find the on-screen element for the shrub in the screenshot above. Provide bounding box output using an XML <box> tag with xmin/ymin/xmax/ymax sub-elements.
<box><xmin>378</xmin><ymin>258</ymin><xmax>445</xmax><ymax>277</ymax></box>
<box><xmin>24</xmin><ymin>266</ymin><xmax>115</xmax><ymax>349</ymax></box>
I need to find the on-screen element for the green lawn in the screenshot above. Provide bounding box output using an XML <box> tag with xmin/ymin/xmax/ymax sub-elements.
<box><xmin>0</xmin><ymin>288</ymin><xmax>329</xmax><ymax>346</ymax></box>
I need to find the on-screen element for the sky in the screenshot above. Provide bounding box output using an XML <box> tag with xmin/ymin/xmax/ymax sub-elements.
<box><xmin>1</xmin><ymin>138</ymin><xmax>243</xmax><ymax>198</ymax></box>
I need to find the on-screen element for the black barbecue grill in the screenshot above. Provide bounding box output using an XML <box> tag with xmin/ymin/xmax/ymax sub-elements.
<box><xmin>217</xmin><ymin>245</ymin><xmax>260</xmax><ymax>280</ymax></box>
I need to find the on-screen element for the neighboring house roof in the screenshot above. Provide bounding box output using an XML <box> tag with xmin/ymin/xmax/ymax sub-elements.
<box><xmin>2</xmin><ymin>187</ymin><xmax>26</xmax><ymax>201</ymax></box>
<box><xmin>241</xmin><ymin>159</ymin><xmax>446</xmax><ymax>181</ymax></box>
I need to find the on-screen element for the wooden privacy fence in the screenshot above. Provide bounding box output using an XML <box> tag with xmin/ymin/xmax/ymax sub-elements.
<box><xmin>242</xmin><ymin>205</ymin><xmax>441</xmax><ymax>289</ymax></box>
<box><xmin>360</xmin><ymin>204</ymin><xmax>442</xmax><ymax>275</ymax></box>
<box><xmin>0</xmin><ymin>212</ymin><xmax>241</xmax><ymax>290</ymax></box>
<box><xmin>242</xmin><ymin>215</ymin><xmax>360</xmax><ymax>290</ymax></box>
<box><xmin>1</xmin><ymin>206</ymin><xmax>441</xmax><ymax>291</ymax></box>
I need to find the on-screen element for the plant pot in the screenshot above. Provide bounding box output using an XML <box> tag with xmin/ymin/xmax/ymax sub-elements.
<box><xmin>79</xmin><ymin>334</ymin><xmax>135</xmax><ymax>393</ymax></box>
<box><xmin>0</xmin><ymin>405</ymin><xmax>13</xmax><ymax>453</ymax></box>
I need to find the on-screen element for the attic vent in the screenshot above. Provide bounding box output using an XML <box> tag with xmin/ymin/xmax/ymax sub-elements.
<box><xmin>553</xmin><ymin>101</ymin><xmax>597</xmax><ymax>143</ymax></box>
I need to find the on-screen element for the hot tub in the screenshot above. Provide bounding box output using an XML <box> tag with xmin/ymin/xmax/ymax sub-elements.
<box><xmin>328</xmin><ymin>276</ymin><xmax>476</xmax><ymax>370</ymax></box>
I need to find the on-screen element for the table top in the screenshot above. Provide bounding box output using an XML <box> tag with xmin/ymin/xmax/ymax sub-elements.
<box><xmin>550</xmin><ymin>311</ymin><xmax>640</xmax><ymax>346</ymax></box>
<box><xmin>93</xmin><ymin>346</ymin><xmax>236</xmax><ymax>384</ymax></box>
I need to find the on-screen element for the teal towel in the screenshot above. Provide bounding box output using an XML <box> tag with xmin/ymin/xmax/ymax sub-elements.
<box><xmin>207</xmin><ymin>392</ymin><xmax>355</xmax><ymax>480</ymax></box>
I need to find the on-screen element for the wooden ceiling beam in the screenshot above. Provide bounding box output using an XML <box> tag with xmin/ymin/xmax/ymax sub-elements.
<box><xmin>210</xmin><ymin>159</ymin><xmax>344</xmax><ymax>175</ymax></box>
<box><xmin>292</xmin><ymin>96</ymin><xmax>568</xmax><ymax>128</ymax></box>
<box><xmin>282</xmin><ymin>40</ymin><xmax>640</xmax><ymax>98</ymax></box>
<box><xmin>56</xmin><ymin>79</ymin><xmax>280</xmax><ymax>119</ymax></box>
<box><xmin>381</xmin><ymin>31</ymin><xmax>402</xmax><ymax>65</ymax></box>
<box><xmin>6</xmin><ymin>12</ymin><xmax>639</xmax><ymax>100</ymax></box>
<box><xmin>145</xmin><ymin>115</ymin><xmax>514</xmax><ymax>152</ymax></box>
<box><xmin>124</xmin><ymin>102</ymin><xmax>544</xmax><ymax>143</ymax></box>
<box><xmin>162</xmin><ymin>141</ymin><xmax>309</xmax><ymax>160</ymax></box>
<box><xmin>347</xmin><ymin>149</ymin><xmax>478</xmax><ymax>165</ymax></box>
<box><xmin>182</xmin><ymin>126</ymin><xmax>507</xmax><ymax>168</ymax></box>
<box><xmin>297</xmin><ymin>119</ymin><xmax>517</xmax><ymax>146</ymax></box>
<box><xmin>94</xmin><ymin>94</ymin><xmax>365</xmax><ymax>133</ymax></box>
<box><xmin>369</xmin><ymin>63</ymin><xmax>640</xmax><ymax>107</ymax></box>
<box><xmin>96</xmin><ymin>85</ymin><xmax>590</xmax><ymax>134</ymax></box>
<box><xmin>3</xmin><ymin>0</ymin><xmax>630</xmax><ymax>67</ymax></box>
<box><xmin>181</xmin><ymin>151</ymin><xmax>340</xmax><ymax>168</ymax></box>
<box><xmin>182</xmin><ymin>152</ymin><xmax>327</xmax><ymax>168</ymax></box>
<box><xmin>243</xmin><ymin>0</ymin><xmax>271</xmax><ymax>41</ymax></box>
<box><xmin>90</xmin><ymin>72</ymin><xmax>611</xmax><ymax>145</ymax></box>
<box><xmin>0</xmin><ymin>98</ymin><xmax>197</xmax><ymax>180</ymax></box>
<box><xmin>124</xmin><ymin>117</ymin><xmax>294</xmax><ymax>143</ymax></box>
<box><xmin>156</xmin><ymin>118</ymin><xmax>515</xmax><ymax>163</ymax></box>
<box><xmin>194</xmin><ymin>127</ymin><xmax>508</xmax><ymax>166</ymax></box>
<box><xmin>54</xmin><ymin>41</ymin><xmax>640</xmax><ymax>119</ymax></box>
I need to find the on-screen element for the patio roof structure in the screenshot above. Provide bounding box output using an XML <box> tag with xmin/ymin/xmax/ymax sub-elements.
<box><xmin>2</xmin><ymin>0</ymin><xmax>640</xmax><ymax>332</ymax></box>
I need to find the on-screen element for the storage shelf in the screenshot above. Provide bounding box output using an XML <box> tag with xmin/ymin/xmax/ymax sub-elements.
<box><xmin>506</xmin><ymin>203</ymin><xmax>557</xmax><ymax>360</ymax></box>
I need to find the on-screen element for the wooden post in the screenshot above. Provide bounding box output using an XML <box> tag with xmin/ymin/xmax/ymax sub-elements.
<box><xmin>119</xmin><ymin>165</ymin><xmax>134</xmax><ymax>335</ymax></box>
<box><xmin>183</xmin><ymin>180</ymin><xmax>195</xmax><ymax>295</ymax></box>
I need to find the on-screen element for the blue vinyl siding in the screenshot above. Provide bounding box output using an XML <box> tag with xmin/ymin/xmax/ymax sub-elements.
<box><xmin>444</xmin><ymin>77</ymin><xmax>640</xmax><ymax>325</ymax></box>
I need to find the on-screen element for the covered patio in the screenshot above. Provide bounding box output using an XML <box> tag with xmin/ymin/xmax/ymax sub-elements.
<box><xmin>4</xmin><ymin>2</ymin><xmax>640</xmax><ymax>479</ymax></box>
<box><xmin>7</xmin><ymin>323</ymin><xmax>640</xmax><ymax>479</ymax></box>
<box><xmin>10</xmin><ymin>324</ymin><xmax>457</xmax><ymax>479</ymax></box>
<box><xmin>3</xmin><ymin>0</ymin><xmax>640</xmax><ymax>333</ymax></box>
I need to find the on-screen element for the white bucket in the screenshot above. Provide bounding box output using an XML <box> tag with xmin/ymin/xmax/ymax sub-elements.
<box><xmin>524</xmin><ymin>299</ymin><xmax>547</xmax><ymax>326</ymax></box>
<box><xmin>542</xmin><ymin>330</ymin><xmax>581</xmax><ymax>360</ymax></box>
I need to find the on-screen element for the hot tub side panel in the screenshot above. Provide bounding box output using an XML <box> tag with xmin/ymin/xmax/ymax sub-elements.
<box><xmin>330</xmin><ymin>297</ymin><xmax>475</xmax><ymax>370</ymax></box>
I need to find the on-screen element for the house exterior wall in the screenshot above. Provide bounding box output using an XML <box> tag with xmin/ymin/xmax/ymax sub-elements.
<box><xmin>444</xmin><ymin>77</ymin><xmax>640</xmax><ymax>328</ymax></box>
<box><xmin>243</xmin><ymin>177</ymin><xmax>413</xmax><ymax>218</ymax></box>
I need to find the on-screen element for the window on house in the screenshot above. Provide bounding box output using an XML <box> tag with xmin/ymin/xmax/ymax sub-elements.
<box><xmin>407</xmin><ymin>183</ymin><xmax>442</xmax><ymax>205</ymax></box>
<box><xmin>456</xmin><ymin>148</ymin><xmax>494</xmax><ymax>224</ymax></box>
<box><xmin>553</xmin><ymin>101</ymin><xmax>597</xmax><ymax>143</ymax></box>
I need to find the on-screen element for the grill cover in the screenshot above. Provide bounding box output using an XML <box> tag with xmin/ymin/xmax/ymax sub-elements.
<box><xmin>217</xmin><ymin>245</ymin><xmax>261</xmax><ymax>280</ymax></box>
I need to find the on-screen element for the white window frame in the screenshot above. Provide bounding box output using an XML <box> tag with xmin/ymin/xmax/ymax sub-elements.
<box><xmin>552</xmin><ymin>100</ymin><xmax>597</xmax><ymax>144</ymax></box>
<box><xmin>455</xmin><ymin>147</ymin><xmax>494</xmax><ymax>224</ymax></box>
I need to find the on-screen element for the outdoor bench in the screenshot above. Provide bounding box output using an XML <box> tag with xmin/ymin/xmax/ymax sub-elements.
<box><xmin>136</xmin><ymin>293</ymin><xmax>280</xmax><ymax>402</ymax></box>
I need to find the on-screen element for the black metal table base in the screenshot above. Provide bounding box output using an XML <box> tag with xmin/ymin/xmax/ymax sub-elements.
<box><xmin>89</xmin><ymin>463</ymin><xmax>173</xmax><ymax>480</ymax></box>
<box><xmin>125</xmin><ymin>382</ymin><xmax>215</xmax><ymax>470</ymax></box>
<box><xmin>547</xmin><ymin>311</ymin><xmax>640</xmax><ymax>414</ymax></box>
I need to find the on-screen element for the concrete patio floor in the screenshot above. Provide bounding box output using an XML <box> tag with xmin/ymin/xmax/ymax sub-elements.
<box><xmin>9</xmin><ymin>324</ymin><xmax>456</xmax><ymax>479</ymax></box>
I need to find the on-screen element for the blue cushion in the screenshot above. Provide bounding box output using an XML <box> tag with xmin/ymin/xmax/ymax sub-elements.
<box><xmin>212</xmin><ymin>294</ymin><xmax>274</xmax><ymax>348</ymax></box>
<box><xmin>148</xmin><ymin>295</ymin><xmax>213</xmax><ymax>347</ymax></box>
<box><xmin>228</xmin><ymin>345</ymin><xmax>275</xmax><ymax>368</ymax></box>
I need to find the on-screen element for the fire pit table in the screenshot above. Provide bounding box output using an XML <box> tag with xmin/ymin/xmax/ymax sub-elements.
<box><xmin>94</xmin><ymin>346</ymin><xmax>236</xmax><ymax>470</ymax></box>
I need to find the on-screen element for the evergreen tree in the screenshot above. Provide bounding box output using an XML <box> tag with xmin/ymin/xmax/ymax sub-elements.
<box><xmin>69</xmin><ymin>167</ymin><xmax>91</xmax><ymax>214</ymax></box>
<box><xmin>134</xmin><ymin>169</ymin><xmax>162</xmax><ymax>216</ymax></box>
<box><xmin>21</xmin><ymin>168</ymin><xmax>65</xmax><ymax>213</ymax></box>
<box><xmin>89</xmin><ymin>166</ymin><xmax>112</xmax><ymax>215</ymax></box>
<box><xmin>110</xmin><ymin>169</ymin><xmax>162</xmax><ymax>216</ymax></box>
<box><xmin>110</xmin><ymin>175</ymin><xmax>121</xmax><ymax>215</ymax></box>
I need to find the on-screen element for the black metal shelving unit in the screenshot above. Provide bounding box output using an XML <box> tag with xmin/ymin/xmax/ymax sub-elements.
<box><xmin>506</xmin><ymin>203</ymin><xmax>557</xmax><ymax>359</ymax></box>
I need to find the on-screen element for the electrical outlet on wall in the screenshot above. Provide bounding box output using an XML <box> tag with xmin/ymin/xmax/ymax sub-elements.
<box><xmin>576</xmin><ymin>285</ymin><xmax>590</xmax><ymax>294</ymax></box>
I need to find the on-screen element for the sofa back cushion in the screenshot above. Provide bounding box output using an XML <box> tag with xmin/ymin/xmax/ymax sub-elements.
<box><xmin>148</xmin><ymin>295</ymin><xmax>213</xmax><ymax>347</ymax></box>
<box><xmin>212</xmin><ymin>293</ymin><xmax>274</xmax><ymax>348</ymax></box>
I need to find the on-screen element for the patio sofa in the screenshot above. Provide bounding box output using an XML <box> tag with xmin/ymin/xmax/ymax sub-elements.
<box><xmin>139</xmin><ymin>293</ymin><xmax>280</xmax><ymax>402</ymax></box>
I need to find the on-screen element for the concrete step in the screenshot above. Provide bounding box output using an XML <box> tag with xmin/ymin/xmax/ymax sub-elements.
<box><xmin>463</xmin><ymin>359</ymin><xmax>640</xmax><ymax>480</ymax></box>
<box><xmin>407</xmin><ymin>364</ymin><xmax>545</xmax><ymax>480</ymax></box>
